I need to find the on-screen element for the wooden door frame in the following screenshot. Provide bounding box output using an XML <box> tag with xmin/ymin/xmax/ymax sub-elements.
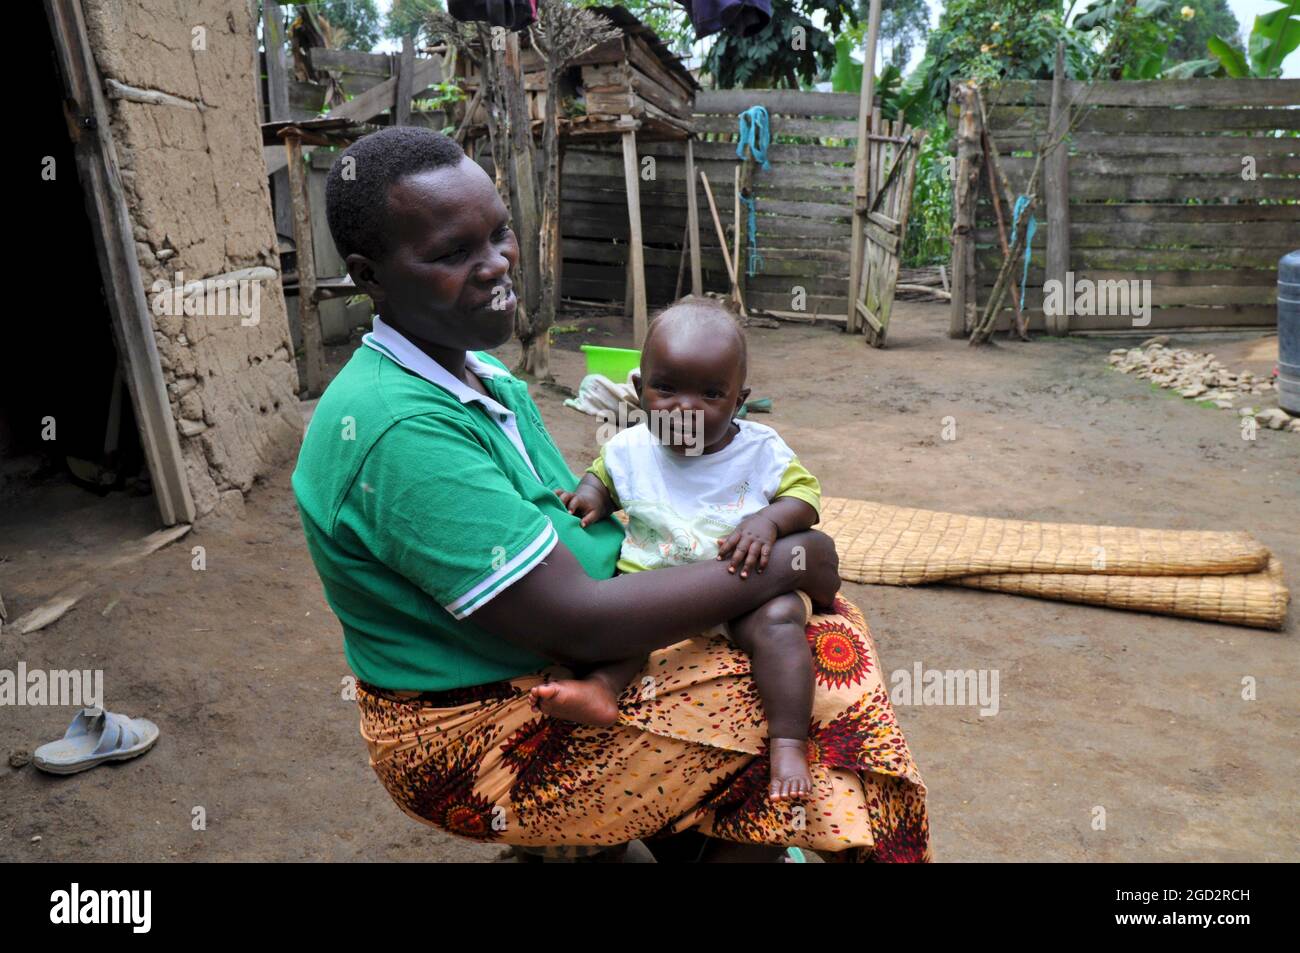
<box><xmin>44</xmin><ymin>0</ymin><xmax>196</xmax><ymax>525</ymax></box>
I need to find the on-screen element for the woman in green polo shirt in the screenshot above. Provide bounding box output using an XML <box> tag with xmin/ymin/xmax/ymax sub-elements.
<box><xmin>294</xmin><ymin>127</ymin><xmax>929</xmax><ymax>862</ymax></box>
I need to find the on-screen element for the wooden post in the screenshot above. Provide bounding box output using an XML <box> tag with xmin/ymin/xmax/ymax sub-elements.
<box><xmin>1045</xmin><ymin>40</ymin><xmax>1071</xmax><ymax>336</ymax></box>
<box><xmin>621</xmin><ymin>119</ymin><xmax>648</xmax><ymax>346</ymax></box>
<box><xmin>262</xmin><ymin>1</ymin><xmax>293</xmax><ymax>241</ymax></box>
<box><xmin>732</xmin><ymin>164</ymin><xmax>741</xmax><ymax>296</ymax></box>
<box><xmin>503</xmin><ymin>32</ymin><xmax>541</xmax><ymax>317</ymax></box>
<box><xmin>674</xmin><ymin>218</ymin><xmax>689</xmax><ymax>301</ymax></box>
<box><xmin>395</xmin><ymin>34</ymin><xmax>415</xmax><ymax>126</ymax></box>
<box><xmin>846</xmin><ymin>0</ymin><xmax>882</xmax><ymax>333</ymax></box>
<box><xmin>283</xmin><ymin>129</ymin><xmax>327</xmax><ymax>397</ymax></box>
<box><xmin>949</xmin><ymin>82</ymin><xmax>982</xmax><ymax>338</ymax></box>
<box><xmin>685</xmin><ymin>137</ymin><xmax>703</xmax><ymax>296</ymax></box>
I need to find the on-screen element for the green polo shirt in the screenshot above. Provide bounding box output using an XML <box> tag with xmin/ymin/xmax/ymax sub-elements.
<box><xmin>292</xmin><ymin>343</ymin><xmax>623</xmax><ymax>691</ymax></box>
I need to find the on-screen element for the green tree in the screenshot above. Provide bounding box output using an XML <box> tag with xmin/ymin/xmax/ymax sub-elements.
<box><xmin>704</xmin><ymin>1</ymin><xmax>856</xmax><ymax>89</ymax></box>
<box><xmin>387</xmin><ymin>0</ymin><xmax>446</xmax><ymax>42</ymax></box>
<box><xmin>856</xmin><ymin>0</ymin><xmax>931</xmax><ymax>67</ymax></box>
<box><xmin>1165</xmin><ymin>0</ymin><xmax>1241</xmax><ymax>60</ymax></box>
<box><xmin>308</xmin><ymin>0</ymin><xmax>383</xmax><ymax>51</ymax></box>
<box><xmin>580</xmin><ymin>0</ymin><xmax>696</xmax><ymax>53</ymax></box>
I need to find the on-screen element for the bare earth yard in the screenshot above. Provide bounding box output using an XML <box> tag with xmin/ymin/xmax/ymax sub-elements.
<box><xmin>2</xmin><ymin>302</ymin><xmax>1296</xmax><ymax>862</ymax></box>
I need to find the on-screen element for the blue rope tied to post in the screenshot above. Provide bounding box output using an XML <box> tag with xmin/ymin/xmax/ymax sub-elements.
<box><xmin>736</xmin><ymin>106</ymin><xmax>770</xmax><ymax>277</ymax></box>
<box><xmin>1011</xmin><ymin>195</ymin><xmax>1038</xmax><ymax>310</ymax></box>
<box><xmin>740</xmin><ymin>193</ymin><xmax>763</xmax><ymax>276</ymax></box>
<box><xmin>736</xmin><ymin>106</ymin><xmax>771</xmax><ymax>170</ymax></box>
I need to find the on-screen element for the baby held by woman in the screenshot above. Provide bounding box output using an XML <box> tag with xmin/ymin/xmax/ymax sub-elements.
<box><xmin>534</xmin><ymin>301</ymin><xmax>827</xmax><ymax>801</ymax></box>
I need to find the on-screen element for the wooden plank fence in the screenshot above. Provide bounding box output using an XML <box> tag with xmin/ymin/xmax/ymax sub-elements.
<box><xmin>950</xmin><ymin>78</ymin><xmax>1300</xmax><ymax>335</ymax></box>
<box><xmin>546</xmin><ymin>89</ymin><xmax>863</xmax><ymax>318</ymax></box>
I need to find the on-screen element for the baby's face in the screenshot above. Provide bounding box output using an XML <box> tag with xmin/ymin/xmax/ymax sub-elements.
<box><xmin>638</xmin><ymin>320</ymin><xmax>747</xmax><ymax>454</ymax></box>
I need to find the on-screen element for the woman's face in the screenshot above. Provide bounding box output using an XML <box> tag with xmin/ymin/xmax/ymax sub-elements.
<box><xmin>353</xmin><ymin>156</ymin><xmax>519</xmax><ymax>351</ymax></box>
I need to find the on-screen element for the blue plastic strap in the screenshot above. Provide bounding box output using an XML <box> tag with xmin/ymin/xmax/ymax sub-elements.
<box><xmin>1011</xmin><ymin>195</ymin><xmax>1037</xmax><ymax>310</ymax></box>
<box><xmin>740</xmin><ymin>193</ymin><xmax>763</xmax><ymax>276</ymax></box>
<box><xmin>736</xmin><ymin>107</ymin><xmax>770</xmax><ymax>276</ymax></box>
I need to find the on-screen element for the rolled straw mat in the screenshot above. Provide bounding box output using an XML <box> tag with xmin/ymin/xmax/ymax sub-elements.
<box><xmin>821</xmin><ymin>498</ymin><xmax>1288</xmax><ymax>630</ymax></box>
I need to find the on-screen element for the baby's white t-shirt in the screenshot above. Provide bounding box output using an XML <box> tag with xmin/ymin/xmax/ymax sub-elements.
<box><xmin>587</xmin><ymin>419</ymin><xmax>821</xmax><ymax>574</ymax></box>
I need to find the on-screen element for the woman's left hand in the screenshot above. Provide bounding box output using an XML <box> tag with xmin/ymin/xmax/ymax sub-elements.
<box><xmin>717</xmin><ymin>516</ymin><xmax>779</xmax><ymax>579</ymax></box>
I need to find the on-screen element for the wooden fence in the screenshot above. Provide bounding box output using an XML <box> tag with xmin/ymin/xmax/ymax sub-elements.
<box><xmin>952</xmin><ymin>78</ymin><xmax>1300</xmax><ymax>335</ymax></box>
<box><xmin>551</xmin><ymin>89</ymin><xmax>863</xmax><ymax>317</ymax></box>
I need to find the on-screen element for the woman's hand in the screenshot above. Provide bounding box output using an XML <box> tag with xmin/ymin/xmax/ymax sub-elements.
<box><xmin>554</xmin><ymin>476</ymin><xmax>612</xmax><ymax>528</ymax></box>
<box><xmin>717</xmin><ymin>515</ymin><xmax>779</xmax><ymax>578</ymax></box>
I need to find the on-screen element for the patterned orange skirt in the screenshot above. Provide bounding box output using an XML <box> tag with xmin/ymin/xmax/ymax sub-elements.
<box><xmin>357</xmin><ymin>594</ymin><xmax>930</xmax><ymax>861</ymax></box>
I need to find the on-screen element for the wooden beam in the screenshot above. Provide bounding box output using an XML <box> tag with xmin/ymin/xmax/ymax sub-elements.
<box><xmin>621</xmin><ymin>121</ymin><xmax>649</xmax><ymax>344</ymax></box>
<box><xmin>1045</xmin><ymin>40</ymin><xmax>1070</xmax><ymax>336</ymax></box>
<box><xmin>949</xmin><ymin>83</ymin><xmax>982</xmax><ymax>338</ymax></box>
<box><xmin>283</xmin><ymin>131</ymin><xmax>326</xmax><ymax>397</ymax></box>
<box><xmin>43</xmin><ymin>0</ymin><xmax>195</xmax><ymax>525</ymax></box>
<box><xmin>395</xmin><ymin>35</ymin><xmax>414</xmax><ymax>126</ymax></box>
<box><xmin>685</xmin><ymin>138</ymin><xmax>702</xmax><ymax>296</ymax></box>
<box><xmin>262</xmin><ymin>1</ymin><xmax>293</xmax><ymax>241</ymax></box>
<box><xmin>846</xmin><ymin>0</ymin><xmax>881</xmax><ymax>332</ymax></box>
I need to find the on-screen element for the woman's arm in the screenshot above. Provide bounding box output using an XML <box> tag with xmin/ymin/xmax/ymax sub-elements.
<box><xmin>471</xmin><ymin>530</ymin><xmax>840</xmax><ymax>667</ymax></box>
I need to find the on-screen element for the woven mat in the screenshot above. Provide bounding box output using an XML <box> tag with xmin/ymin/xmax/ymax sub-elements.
<box><xmin>956</xmin><ymin>557</ymin><xmax>1288</xmax><ymax>630</ymax></box>
<box><xmin>821</xmin><ymin>498</ymin><xmax>1288</xmax><ymax>630</ymax></box>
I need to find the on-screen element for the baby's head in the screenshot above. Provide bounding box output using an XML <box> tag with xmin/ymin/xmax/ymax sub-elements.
<box><xmin>636</xmin><ymin>299</ymin><xmax>751</xmax><ymax>454</ymax></box>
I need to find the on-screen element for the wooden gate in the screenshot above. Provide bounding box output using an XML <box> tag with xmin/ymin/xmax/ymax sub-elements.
<box><xmin>849</xmin><ymin>119</ymin><xmax>925</xmax><ymax>347</ymax></box>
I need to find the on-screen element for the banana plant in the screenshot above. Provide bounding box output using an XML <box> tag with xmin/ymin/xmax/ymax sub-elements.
<box><xmin>1166</xmin><ymin>0</ymin><xmax>1299</xmax><ymax>77</ymax></box>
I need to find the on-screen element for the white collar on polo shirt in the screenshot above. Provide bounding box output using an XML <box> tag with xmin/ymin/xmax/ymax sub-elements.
<box><xmin>362</xmin><ymin>316</ymin><xmax>541</xmax><ymax>481</ymax></box>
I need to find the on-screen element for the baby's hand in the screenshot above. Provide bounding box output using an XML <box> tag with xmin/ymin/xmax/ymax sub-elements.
<box><xmin>554</xmin><ymin>485</ymin><xmax>607</xmax><ymax>528</ymax></box>
<box><xmin>717</xmin><ymin>515</ymin><xmax>779</xmax><ymax>578</ymax></box>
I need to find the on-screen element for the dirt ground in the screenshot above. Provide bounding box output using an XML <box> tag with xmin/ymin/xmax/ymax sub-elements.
<box><xmin>3</xmin><ymin>302</ymin><xmax>1297</xmax><ymax>862</ymax></box>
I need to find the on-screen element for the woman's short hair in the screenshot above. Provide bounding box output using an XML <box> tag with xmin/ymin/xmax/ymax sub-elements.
<box><xmin>325</xmin><ymin>126</ymin><xmax>465</xmax><ymax>262</ymax></box>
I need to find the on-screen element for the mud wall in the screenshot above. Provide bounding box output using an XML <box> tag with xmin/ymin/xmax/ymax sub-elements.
<box><xmin>82</xmin><ymin>0</ymin><xmax>302</xmax><ymax>518</ymax></box>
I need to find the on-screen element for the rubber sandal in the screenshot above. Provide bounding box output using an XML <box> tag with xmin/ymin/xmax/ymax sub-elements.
<box><xmin>33</xmin><ymin>707</ymin><xmax>159</xmax><ymax>775</ymax></box>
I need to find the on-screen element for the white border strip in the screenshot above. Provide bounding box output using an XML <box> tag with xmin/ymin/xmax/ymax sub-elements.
<box><xmin>445</xmin><ymin>522</ymin><xmax>558</xmax><ymax>619</ymax></box>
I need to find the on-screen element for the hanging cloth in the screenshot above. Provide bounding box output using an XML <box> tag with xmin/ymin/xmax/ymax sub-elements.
<box><xmin>448</xmin><ymin>0</ymin><xmax>536</xmax><ymax>32</ymax></box>
<box><xmin>675</xmin><ymin>0</ymin><xmax>772</xmax><ymax>39</ymax></box>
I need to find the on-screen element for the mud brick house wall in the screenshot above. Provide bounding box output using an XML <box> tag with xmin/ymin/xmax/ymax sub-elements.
<box><xmin>78</xmin><ymin>0</ymin><xmax>302</xmax><ymax>519</ymax></box>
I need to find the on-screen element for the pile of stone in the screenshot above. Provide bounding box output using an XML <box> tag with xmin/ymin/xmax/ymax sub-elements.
<box><xmin>1108</xmin><ymin>336</ymin><xmax>1297</xmax><ymax>432</ymax></box>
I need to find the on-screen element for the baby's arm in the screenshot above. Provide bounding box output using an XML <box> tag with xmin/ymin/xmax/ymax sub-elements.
<box><xmin>717</xmin><ymin>497</ymin><xmax>819</xmax><ymax>578</ymax></box>
<box><xmin>554</xmin><ymin>473</ymin><xmax>615</xmax><ymax>528</ymax></box>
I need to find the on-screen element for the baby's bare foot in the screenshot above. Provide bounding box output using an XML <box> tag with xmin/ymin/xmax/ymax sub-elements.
<box><xmin>768</xmin><ymin>738</ymin><xmax>813</xmax><ymax>802</ymax></box>
<box><xmin>529</xmin><ymin>679</ymin><xmax>620</xmax><ymax>726</ymax></box>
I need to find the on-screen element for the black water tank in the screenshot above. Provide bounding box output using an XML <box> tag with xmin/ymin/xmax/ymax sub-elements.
<box><xmin>1280</xmin><ymin>250</ymin><xmax>1300</xmax><ymax>416</ymax></box>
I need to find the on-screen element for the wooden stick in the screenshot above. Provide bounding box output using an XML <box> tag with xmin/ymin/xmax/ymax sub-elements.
<box><xmin>699</xmin><ymin>171</ymin><xmax>746</xmax><ymax>318</ymax></box>
<box><xmin>982</xmin><ymin>126</ymin><xmax>1028</xmax><ymax>340</ymax></box>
